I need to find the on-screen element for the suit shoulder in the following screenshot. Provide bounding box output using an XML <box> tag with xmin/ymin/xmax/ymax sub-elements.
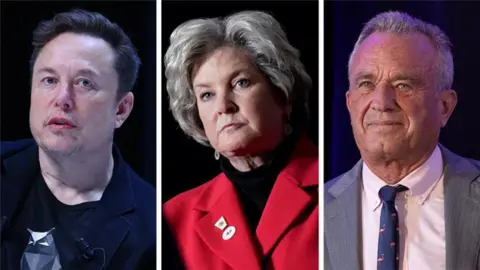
<box><xmin>325</xmin><ymin>174</ymin><xmax>342</xmax><ymax>189</ymax></box>
<box><xmin>128</xmin><ymin>168</ymin><xmax>156</xmax><ymax>215</ymax></box>
<box><xmin>163</xmin><ymin>178</ymin><xmax>215</xmax><ymax>211</ymax></box>
<box><xmin>324</xmin><ymin>172</ymin><xmax>345</xmax><ymax>192</ymax></box>
<box><xmin>130</xmin><ymin>170</ymin><xmax>156</xmax><ymax>199</ymax></box>
<box><xmin>465</xmin><ymin>157</ymin><xmax>480</xmax><ymax>184</ymax></box>
<box><xmin>162</xmin><ymin>177</ymin><xmax>219</xmax><ymax>225</ymax></box>
<box><xmin>324</xmin><ymin>172</ymin><xmax>347</xmax><ymax>203</ymax></box>
<box><xmin>1</xmin><ymin>139</ymin><xmax>36</xmax><ymax>158</ymax></box>
<box><xmin>467</xmin><ymin>158</ymin><xmax>480</xmax><ymax>170</ymax></box>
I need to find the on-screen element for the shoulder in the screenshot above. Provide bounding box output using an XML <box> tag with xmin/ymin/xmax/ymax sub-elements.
<box><xmin>163</xmin><ymin>175</ymin><xmax>222</xmax><ymax>227</ymax></box>
<box><xmin>126</xmin><ymin>167</ymin><xmax>156</xmax><ymax>223</ymax></box>
<box><xmin>325</xmin><ymin>173</ymin><xmax>344</xmax><ymax>190</ymax></box>
<box><xmin>129</xmin><ymin>169</ymin><xmax>156</xmax><ymax>205</ymax></box>
<box><xmin>440</xmin><ymin>145</ymin><xmax>480</xmax><ymax>180</ymax></box>
<box><xmin>1</xmin><ymin>139</ymin><xmax>37</xmax><ymax>158</ymax></box>
<box><xmin>324</xmin><ymin>174</ymin><xmax>343</xmax><ymax>204</ymax></box>
<box><xmin>465</xmin><ymin>157</ymin><xmax>480</xmax><ymax>170</ymax></box>
<box><xmin>323</xmin><ymin>160</ymin><xmax>362</xmax><ymax>204</ymax></box>
<box><xmin>163</xmin><ymin>176</ymin><xmax>218</xmax><ymax>212</ymax></box>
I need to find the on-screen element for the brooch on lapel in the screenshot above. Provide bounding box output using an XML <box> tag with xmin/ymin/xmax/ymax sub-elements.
<box><xmin>214</xmin><ymin>216</ymin><xmax>236</xmax><ymax>240</ymax></box>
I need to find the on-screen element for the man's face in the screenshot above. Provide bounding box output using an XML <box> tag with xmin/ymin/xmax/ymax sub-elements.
<box><xmin>30</xmin><ymin>32</ymin><xmax>133</xmax><ymax>155</ymax></box>
<box><xmin>347</xmin><ymin>32</ymin><xmax>457</xmax><ymax>162</ymax></box>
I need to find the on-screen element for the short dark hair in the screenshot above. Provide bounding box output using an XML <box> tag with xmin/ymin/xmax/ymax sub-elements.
<box><xmin>30</xmin><ymin>9</ymin><xmax>141</xmax><ymax>96</ymax></box>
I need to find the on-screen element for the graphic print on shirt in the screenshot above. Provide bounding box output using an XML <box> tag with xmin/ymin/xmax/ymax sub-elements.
<box><xmin>20</xmin><ymin>228</ymin><xmax>62</xmax><ymax>270</ymax></box>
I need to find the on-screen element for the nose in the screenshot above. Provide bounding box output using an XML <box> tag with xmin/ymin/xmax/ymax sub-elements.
<box><xmin>370</xmin><ymin>83</ymin><xmax>397</xmax><ymax>112</ymax></box>
<box><xmin>54</xmin><ymin>83</ymin><xmax>74</xmax><ymax>111</ymax></box>
<box><xmin>215</xmin><ymin>91</ymin><xmax>237</xmax><ymax>115</ymax></box>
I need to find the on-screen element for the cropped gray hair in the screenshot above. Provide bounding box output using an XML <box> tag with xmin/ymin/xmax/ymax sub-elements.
<box><xmin>164</xmin><ymin>11</ymin><xmax>312</xmax><ymax>146</ymax></box>
<box><xmin>348</xmin><ymin>11</ymin><xmax>454</xmax><ymax>92</ymax></box>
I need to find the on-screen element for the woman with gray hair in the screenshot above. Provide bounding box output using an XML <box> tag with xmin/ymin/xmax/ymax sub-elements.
<box><xmin>163</xmin><ymin>11</ymin><xmax>318</xmax><ymax>270</ymax></box>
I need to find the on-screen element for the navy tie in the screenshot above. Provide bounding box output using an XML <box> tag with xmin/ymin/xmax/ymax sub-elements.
<box><xmin>377</xmin><ymin>185</ymin><xmax>408</xmax><ymax>270</ymax></box>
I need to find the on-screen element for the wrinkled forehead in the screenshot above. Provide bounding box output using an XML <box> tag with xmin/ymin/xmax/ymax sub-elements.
<box><xmin>350</xmin><ymin>32</ymin><xmax>438</xmax><ymax>77</ymax></box>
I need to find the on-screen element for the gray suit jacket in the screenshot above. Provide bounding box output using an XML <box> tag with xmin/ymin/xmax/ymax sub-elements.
<box><xmin>324</xmin><ymin>145</ymin><xmax>480</xmax><ymax>270</ymax></box>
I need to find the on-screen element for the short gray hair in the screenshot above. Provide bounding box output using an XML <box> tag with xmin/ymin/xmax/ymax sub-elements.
<box><xmin>348</xmin><ymin>11</ymin><xmax>453</xmax><ymax>91</ymax></box>
<box><xmin>164</xmin><ymin>11</ymin><xmax>312</xmax><ymax>146</ymax></box>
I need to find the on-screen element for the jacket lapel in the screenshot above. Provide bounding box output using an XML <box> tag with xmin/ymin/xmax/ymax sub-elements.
<box><xmin>194</xmin><ymin>176</ymin><xmax>261</xmax><ymax>270</ymax></box>
<box><xmin>69</xmin><ymin>211</ymin><xmax>132</xmax><ymax>270</ymax></box>
<box><xmin>325</xmin><ymin>161</ymin><xmax>362</xmax><ymax>270</ymax></box>
<box><xmin>66</xmin><ymin>145</ymin><xmax>136</xmax><ymax>269</ymax></box>
<box><xmin>441</xmin><ymin>146</ymin><xmax>480</xmax><ymax>270</ymax></box>
<box><xmin>255</xmin><ymin>136</ymin><xmax>318</xmax><ymax>256</ymax></box>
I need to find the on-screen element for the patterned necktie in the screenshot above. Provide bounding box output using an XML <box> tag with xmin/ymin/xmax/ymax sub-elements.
<box><xmin>377</xmin><ymin>185</ymin><xmax>408</xmax><ymax>270</ymax></box>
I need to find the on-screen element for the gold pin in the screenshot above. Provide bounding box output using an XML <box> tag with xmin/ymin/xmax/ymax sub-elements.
<box><xmin>214</xmin><ymin>216</ymin><xmax>228</xmax><ymax>231</ymax></box>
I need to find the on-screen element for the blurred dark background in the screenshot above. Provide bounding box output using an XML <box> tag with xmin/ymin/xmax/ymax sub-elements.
<box><xmin>325</xmin><ymin>1</ymin><xmax>480</xmax><ymax>181</ymax></box>
<box><xmin>161</xmin><ymin>0</ymin><xmax>319</xmax><ymax>203</ymax></box>
<box><xmin>0</xmin><ymin>1</ymin><xmax>157</xmax><ymax>187</ymax></box>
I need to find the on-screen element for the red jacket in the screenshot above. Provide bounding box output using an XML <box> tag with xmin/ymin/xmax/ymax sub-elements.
<box><xmin>163</xmin><ymin>136</ymin><xmax>318</xmax><ymax>270</ymax></box>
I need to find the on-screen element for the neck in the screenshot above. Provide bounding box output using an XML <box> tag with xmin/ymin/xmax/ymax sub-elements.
<box><xmin>227</xmin><ymin>153</ymin><xmax>273</xmax><ymax>172</ymax></box>
<box><xmin>225</xmin><ymin>133</ymin><xmax>295</xmax><ymax>172</ymax></box>
<box><xmin>362</xmin><ymin>144</ymin><xmax>437</xmax><ymax>185</ymax></box>
<box><xmin>38</xmin><ymin>144</ymin><xmax>114</xmax><ymax>205</ymax></box>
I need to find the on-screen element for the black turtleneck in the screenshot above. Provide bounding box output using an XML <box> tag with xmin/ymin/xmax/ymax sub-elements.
<box><xmin>220</xmin><ymin>132</ymin><xmax>300</xmax><ymax>233</ymax></box>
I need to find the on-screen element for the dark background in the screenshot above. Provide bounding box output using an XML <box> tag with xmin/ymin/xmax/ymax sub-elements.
<box><xmin>325</xmin><ymin>1</ymin><xmax>480</xmax><ymax>181</ymax></box>
<box><xmin>0</xmin><ymin>1</ymin><xmax>157</xmax><ymax>187</ymax></box>
<box><xmin>161</xmin><ymin>0</ymin><xmax>319</xmax><ymax>203</ymax></box>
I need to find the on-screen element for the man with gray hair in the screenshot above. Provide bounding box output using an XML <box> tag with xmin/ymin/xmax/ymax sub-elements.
<box><xmin>324</xmin><ymin>11</ymin><xmax>480</xmax><ymax>270</ymax></box>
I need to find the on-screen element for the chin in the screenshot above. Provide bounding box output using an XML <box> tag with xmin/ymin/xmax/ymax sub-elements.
<box><xmin>216</xmin><ymin>134</ymin><xmax>254</xmax><ymax>154</ymax></box>
<box><xmin>367</xmin><ymin>141</ymin><xmax>406</xmax><ymax>158</ymax></box>
<box><xmin>37</xmin><ymin>135</ymin><xmax>82</xmax><ymax>156</ymax></box>
<box><xmin>217</xmin><ymin>132</ymin><xmax>276</xmax><ymax>157</ymax></box>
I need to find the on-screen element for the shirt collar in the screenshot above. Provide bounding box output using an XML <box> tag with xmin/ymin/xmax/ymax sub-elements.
<box><xmin>362</xmin><ymin>145</ymin><xmax>444</xmax><ymax>211</ymax></box>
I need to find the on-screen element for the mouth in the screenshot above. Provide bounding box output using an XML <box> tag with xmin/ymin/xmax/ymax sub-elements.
<box><xmin>47</xmin><ymin>117</ymin><xmax>77</xmax><ymax>129</ymax></box>
<box><xmin>367</xmin><ymin>121</ymin><xmax>403</xmax><ymax>126</ymax></box>
<box><xmin>219</xmin><ymin>122</ymin><xmax>245</xmax><ymax>133</ymax></box>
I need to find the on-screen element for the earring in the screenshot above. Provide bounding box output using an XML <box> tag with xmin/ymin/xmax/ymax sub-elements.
<box><xmin>285</xmin><ymin>123</ymin><xmax>292</xmax><ymax>136</ymax></box>
<box><xmin>214</xmin><ymin>150</ymin><xmax>220</xmax><ymax>160</ymax></box>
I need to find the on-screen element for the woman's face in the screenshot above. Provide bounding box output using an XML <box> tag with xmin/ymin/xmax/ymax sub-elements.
<box><xmin>192</xmin><ymin>46</ymin><xmax>288</xmax><ymax>157</ymax></box>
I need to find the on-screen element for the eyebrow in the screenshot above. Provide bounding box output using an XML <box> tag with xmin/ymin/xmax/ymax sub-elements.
<box><xmin>76</xmin><ymin>68</ymin><xmax>100</xmax><ymax>78</ymax></box>
<box><xmin>193</xmin><ymin>69</ymin><xmax>251</xmax><ymax>90</ymax></box>
<box><xmin>35</xmin><ymin>67</ymin><xmax>100</xmax><ymax>78</ymax></box>
<box><xmin>390</xmin><ymin>74</ymin><xmax>421</xmax><ymax>83</ymax></box>
<box><xmin>36</xmin><ymin>67</ymin><xmax>58</xmax><ymax>76</ymax></box>
<box><xmin>352</xmin><ymin>72</ymin><xmax>376</xmax><ymax>85</ymax></box>
<box><xmin>352</xmin><ymin>72</ymin><xmax>421</xmax><ymax>85</ymax></box>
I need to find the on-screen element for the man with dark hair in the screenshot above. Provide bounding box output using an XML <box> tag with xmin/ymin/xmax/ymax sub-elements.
<box><xmin>1</xmin><ymin>9</ymin><xmax>155</xmax><ymax>270</ymax></box>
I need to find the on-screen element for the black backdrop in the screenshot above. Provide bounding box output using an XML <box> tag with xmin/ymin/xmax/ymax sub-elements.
<box><xmin>0</xmin><ymin>1</ymin><xmax>157</xmax><ymax>187</ymax></box>
<box><xmin>325</xmin><ymin>1</ymin><xmax>480</xmax><ymax>181</ymax></box>
<box><xmin>161</xmin><ymin>0</ymin><xmax>319</xmax><ymax>203</ymax></box>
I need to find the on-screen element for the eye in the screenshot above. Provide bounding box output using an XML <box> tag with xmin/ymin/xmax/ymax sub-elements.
<box><xmin>41</xmin><ymin>77</ymin><xmax>58</xmax><ymax>85</ymax></box>
<box><xmin>199</xmin><ymin>91</ymin><xmax>214</xmax><ymax>101</ymax></box>
<box><xmin>234</xmin><ymin>78</ymin><xmax>251</xmax><ymax>88</ymax></box>
<box><xmin>358</xmin><ymin>81</ymin><xmax>374</xmax><ymax>88</ymax></box>
<box><xmin>396</xmin><ymin>83</ymin><xmax>412</xmax><ymax>91</ymax></box>
<box><xmin>76</xmin><ymin>78</ymin><xmax>94</xmax><ymax>90</ymax></box>
<box><xmin>38</xmin><ymin>241</ymin><xmax>49</xmax><ymax>246</ymax></box>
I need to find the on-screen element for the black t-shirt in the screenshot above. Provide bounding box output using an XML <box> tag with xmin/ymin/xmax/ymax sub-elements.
<box><xmin>3</xmin><ymin>174</ymin><xmax>98</xmax><ymax>270</ymax></box>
